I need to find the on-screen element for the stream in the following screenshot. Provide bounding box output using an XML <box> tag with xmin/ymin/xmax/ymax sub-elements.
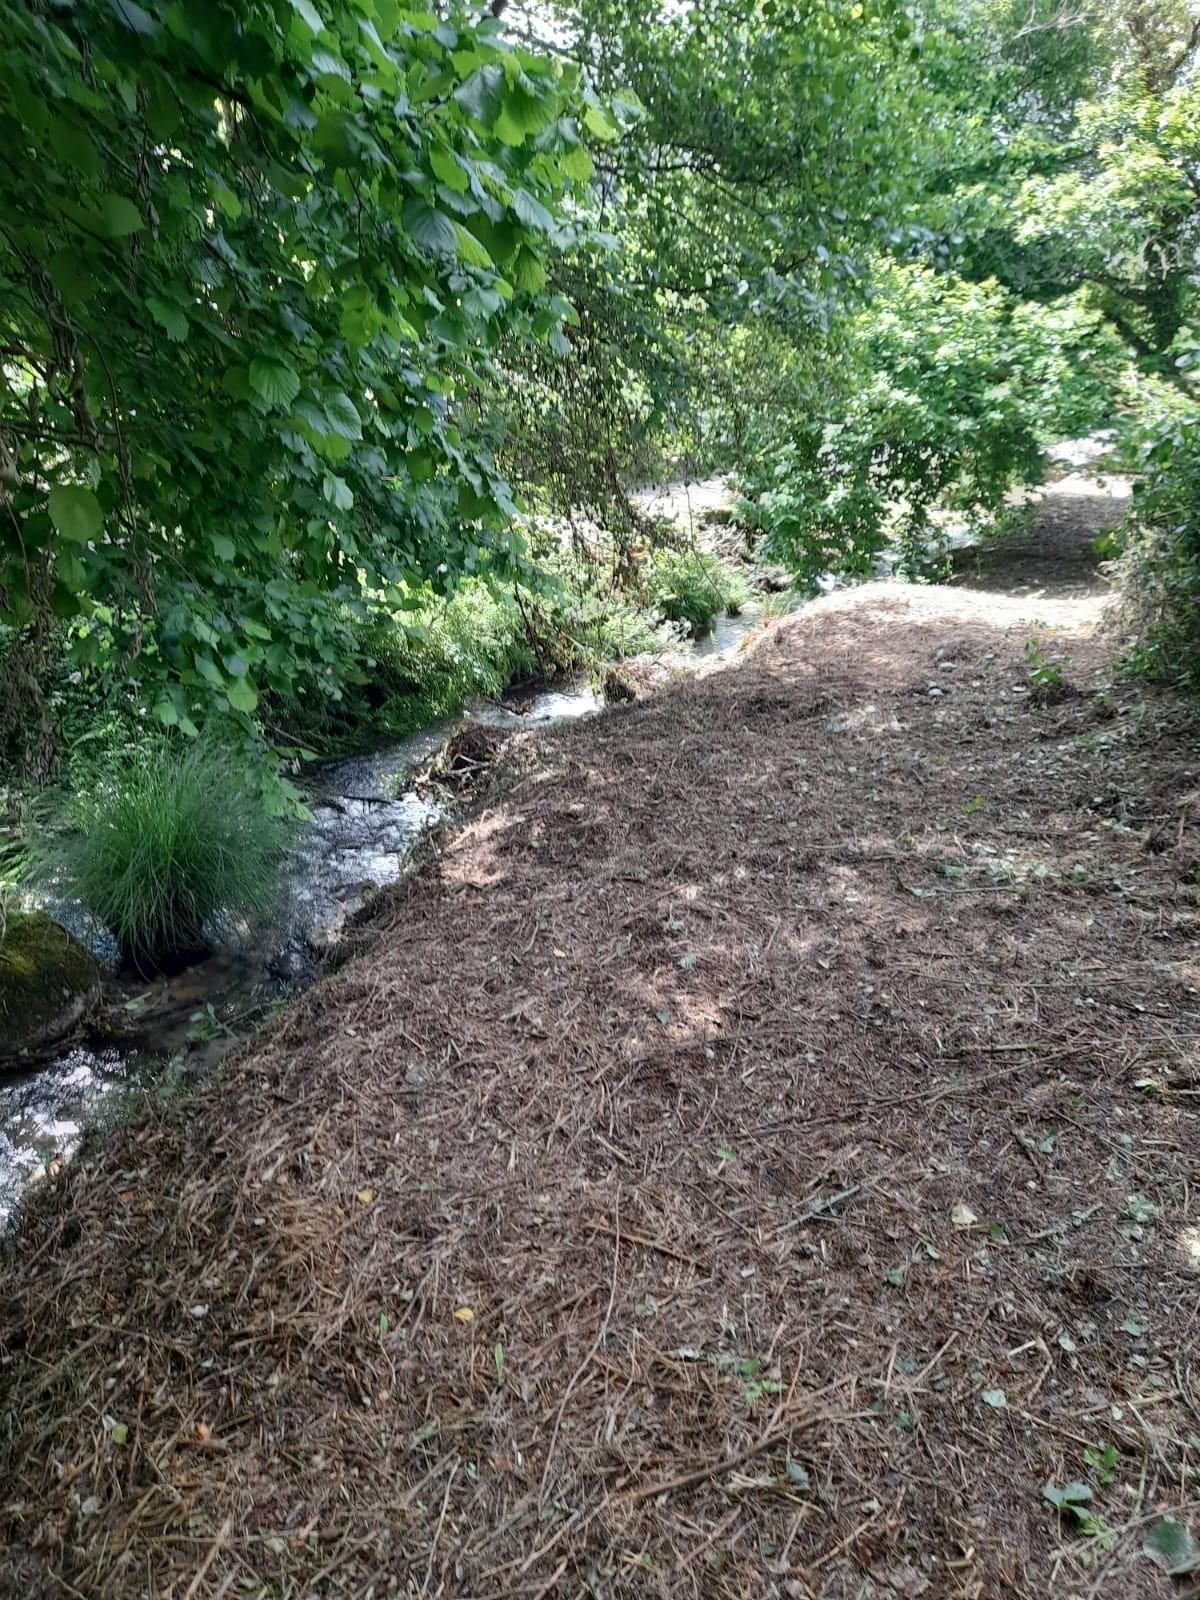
<box><xmin>0</xmin><ymin>579</ymin><xmax>763</xmax><ymax>1227</ymax></box>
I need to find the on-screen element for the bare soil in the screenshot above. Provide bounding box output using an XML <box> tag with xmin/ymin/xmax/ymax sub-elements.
<box><xmin>4</xmin><ymin>486</ymin><xmax>1200</xmax><ymax>1599</ymax></box>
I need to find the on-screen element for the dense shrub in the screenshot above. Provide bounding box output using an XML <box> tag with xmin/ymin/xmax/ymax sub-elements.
<box><xmin>31</xmin><ymin>741</ymin><xmax>289</xmax><ymax>975</ymax></box>
<box><xmin>0</xmin><ymin>1</ymin><xmax>586</xmax><ymax>762</ymax></box>
<box><xmin>513</xmin><ymin>578</ymin><xmax>680</xmax><ymax>675</ymax></box>
<box><xmin>1115</xmin><ymin>408</ymin><xmax>1200</xmax><ymax>684</ymax></box>
<box><xmin>736</xmin><ymin>266</ymin><xmax>1123</xmax><ymax>584</ymax></box>
<box><xmin>284</xmin><ymin>582</ymin><xmax>537</xmax><ymax>755</ymax></box>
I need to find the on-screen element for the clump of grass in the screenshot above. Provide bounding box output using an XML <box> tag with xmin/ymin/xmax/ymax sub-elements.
<box><xmin>30</xmin><ymin>739</ymin><xmax>289</xmax><ymax>974</ymax></box>
<box><xmin>646</xmin><ymin>548</ymin><xmax>752</xmax><ymax>634</ymax></box>
<box><xmin>1025</xmin><ymin>637</ymin><xmax>1068</xmax><ymax>705</ymax></box>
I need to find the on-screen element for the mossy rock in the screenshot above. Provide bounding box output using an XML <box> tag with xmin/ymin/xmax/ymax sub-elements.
<box><xmin>0</xmin><ymin>911</ymin><xmax>101</xmax><ymax>1065</ymax></box>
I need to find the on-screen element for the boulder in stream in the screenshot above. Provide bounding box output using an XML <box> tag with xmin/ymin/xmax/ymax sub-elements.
<box><xmin>0</xmin><ymin>910</ymin><xmax>102</xmax><ymax>1066</ymax></box>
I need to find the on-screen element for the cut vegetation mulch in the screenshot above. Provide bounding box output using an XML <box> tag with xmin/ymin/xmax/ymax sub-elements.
<box><xmin>4</xmin><ymin>553</ymin><xmax>1200</xmax><ymax>1598</ymax></box>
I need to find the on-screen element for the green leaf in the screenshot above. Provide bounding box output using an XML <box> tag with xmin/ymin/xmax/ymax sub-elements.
<box><xmin>212</xmin><ymin>185</ymin><xmax>242</xmax><ymax>220</ymax></box>
<box><xmin>108</xmin><ymin>0</ymin><xmax>157</xmax><ymax>34</ymax></box>
<box><xmin>110</xmin><ymin>1422</ymin><xmax>129</xmax><ymax>1446</ymax></box>
<box><xmin>583</xmin><ymin>103</ymin><xmax>618</xmax><ymax>142</ymax></box>
<box><xmin>511</xmin><ymin>188</ymin><xmax>555</xmax><ymax>233</ymax></box>
<box><xmin>453</xmin><ymin>64</ymin><xmax>503</xmax><ymax>125</ymax></box>
<box><xmin>430</xmin><ymin>146</ymin><xmax>469</xmax><ymax>194</ymax></box>
<box><xmin>248</xmin><ymin>359</ymin><xmax>302</xmax><ymax>408</ymax></box>
<box><xmin>560</xmin><ymin>145</ymin><xmax>594</xmax><ymax>182</ymax></box>
<box><xmin>462</xmin><ymin>285</ymin><xmax>502</xmax><ymax>318</ymax></box>
<box><xmin>1083</xmin><ymin>1443</ymin><xmax>1118</xmax><ymax>1485</ymax></box>
<box><xmin>323</xmin><ymin>473</ymin><xmax>354</xmax><ymax>510</ymax></box>
<box><xmin>48</xmin><ymin>248</ymin><xmax>94</xmax><ymax>306</ymax></box>
<box><xmin>453</xmin><ymin>224</ymin><xmax>493</xmax><ymax>269</ymax></box>
<box><xmin>226</xmin><ymin>678</ymin><xmax>259</xmax><ymax>714</ymax></box>
<box><xmin>210</xmin><ymin>533</ymin><xmax>236</xmax><ymax>561</ymax></box>
<box><xmin>288</xmin><ymin>0</ymin><xmax>324</xmax><ymax>31</ymax></box>
<box><xmin>323</xmin><ymin>393</ymin><xmax>362</xmax><ymax>441</ymax></box>
<box><xmin>1043</xmin><ymin>1481</ymin><xmax>1092</xmax><ymax>1511</ymax></box>
<box><xmin>153</xmin><ymin>697</ymin><xmax>179</xmax><ymax>728</ymax></box>
<box><xmin>146</xmin><ymin>295</ymin><xmax>189</xmax><ymax>342</ymax></box>
<box><xmin>498</xmin><ymin>82</ymin><xmax>556</xmax><ymax>143</ymax></box>
<box><xmin>310</xmin><ymin>48</ymin><xmax>350</xmax><ymax>82</ymax></box>
<box><xmin>1144</xmin><ymin>1518</ymin><xmax>1200</xmax><ymax>1575</ymax></box>
<box><xmin>100</xmin><ymin>193</ymin><xmax>143</xmax><ymax>237</ymax></box>
<box><xmin>339</xmin><ymin>284</ymin><xmax>380</xmax><ymax>345</ymax></box>
<box><xmin>194</xmin><ymin>653</ymin><xmax>224</xmax><ymax>686</ymax></box>
<box><xmin>510</xmin><ymin>248</ymin><xmax>546</xmax><ymax>294</ymax></box>
<box><xmin>48</xmin><ymin>485</ymin><xmax>103</xmax><ymax>544</ymax></box>
<box><xmin>402</xmin><ymin>200</ymin><xmax>458</xmax><ymax>256</ymax></box>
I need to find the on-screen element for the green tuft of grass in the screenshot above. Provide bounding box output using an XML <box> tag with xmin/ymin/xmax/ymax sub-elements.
<box><xmin>646</xmin><ymin>548</ymin><xmax>752</xmax><ymax>634</ymax></box>
<box><xmin>29</xmin><ymin>739</ymin><xmax>290</xmax><ymax>974</ymax></box>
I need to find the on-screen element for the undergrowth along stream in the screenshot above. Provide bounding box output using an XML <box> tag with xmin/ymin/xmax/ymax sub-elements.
<box><xmin>0</xmin><ymin>457</ymin><xmax>1129</xmax><ymax>1226</ymax></box>
<box><xmin>0</xmin><ymin>480</ymin><xmax>768</xmax><ymax>1227</ymax></box>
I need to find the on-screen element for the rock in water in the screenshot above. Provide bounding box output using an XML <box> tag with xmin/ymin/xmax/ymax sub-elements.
<box><xmin>0</xmin><ymin>911</ymin><xmax>101</xmax><ymax>1065</ymax></box>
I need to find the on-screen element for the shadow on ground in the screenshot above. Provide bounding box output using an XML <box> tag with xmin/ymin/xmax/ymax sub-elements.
<box><xmin>950</xmin><ymin>474</ymin><xmax>1130</xmax><ymax>601</ymax></box>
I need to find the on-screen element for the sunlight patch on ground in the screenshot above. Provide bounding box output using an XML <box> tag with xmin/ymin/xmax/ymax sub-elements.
<box><xmin>774</xmin><ymin>578</ymin><xmax>1113</xmax><ymax>640</ymax></box>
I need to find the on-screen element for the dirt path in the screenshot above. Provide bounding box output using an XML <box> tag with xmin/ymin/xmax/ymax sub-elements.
<box><xmin>4</xmin><ymin>482</ymin><xmax>1200</xmax><ymax>1599</ymax></box>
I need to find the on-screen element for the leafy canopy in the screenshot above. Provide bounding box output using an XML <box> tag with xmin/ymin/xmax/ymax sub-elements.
<box><xmin>0</xmin><ymin>0</ymin><xmax>592</xmax><ymax>748</ymax></box>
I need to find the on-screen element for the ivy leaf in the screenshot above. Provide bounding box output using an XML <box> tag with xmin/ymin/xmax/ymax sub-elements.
<box><xmin>249</xmin><ymin>359</ymin><xmax>302</xmax><ymax>408</ymax></box>
<box><xmin>48</xmin><ymin>485</ymin><xmax>103</xmax><ymax>544</ymax></box>
<box><xmin>100</xmin><ymin>193</ymin><xmax>143</xmax><ymax>237</ymax></box>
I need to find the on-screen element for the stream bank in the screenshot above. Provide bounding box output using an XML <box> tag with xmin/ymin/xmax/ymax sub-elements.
<box><xmin>0</xmin><ymin>550</ymin><xmax>764</xmax><ymax>1226</ymax></box>
<box><xmin>0</xmin><ymin>458</ymin><xmax>1130</xmax><ymax>1225</ymax></box>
